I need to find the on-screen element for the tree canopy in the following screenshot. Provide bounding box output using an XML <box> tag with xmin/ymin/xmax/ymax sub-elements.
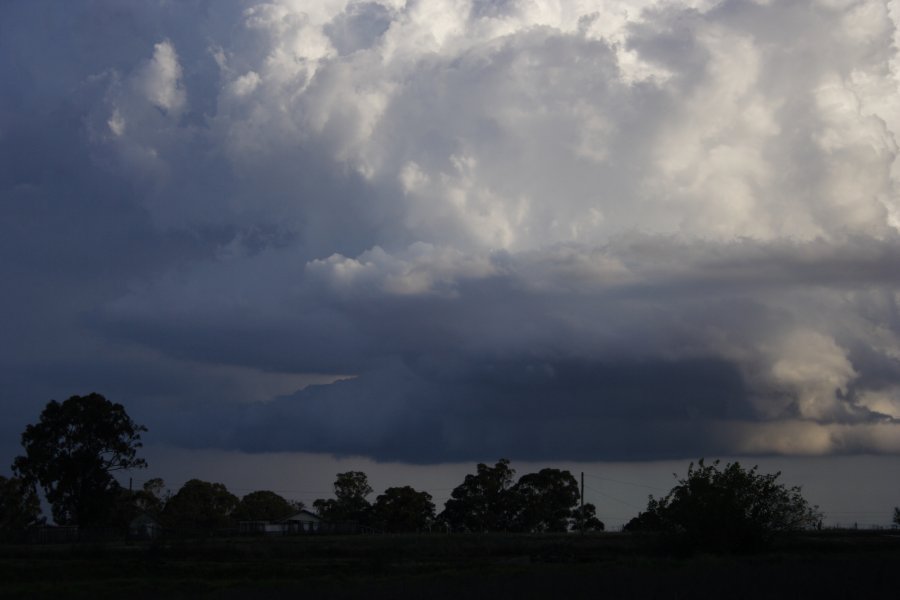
<box><xmin>625</xmin><ymin>459</ymin><xmax>821</xmax><ymax>551</ymax></box>
<box><xmin>133</xmin><ymin>478</ymin><xmax>168</xmax><ymax>517</ymax></box>
<box><xmin>441</xmin><ymin>459</ymin><xmax>517</xmax><ymax>532</ymax></box>
<box><xmin>313</xmin><ymin>471</ymin><xmax>373</xmax><ymax>525</ymax></box>
<box><xmin>13</xmin><ymin>393</ymin><xmax>147</xmax><ymax>526</ymax></box>
<box><xmin>440</xmin><ymin>461</ymin><xmax>591</xmax><ymax>533</ymax></box>
<box><xmin>570</xmin><ymin>503</ymin><xmax>605</xmax><ymax>532</ymax></box>
<box><xmin>510</xmin><ymin>468</ymin><xmax>581</xmax><ymax>532</ymax></box>
<box><xmin>371</xmin><ymin>486</ymin><xmax>435</xmax><ymax>532</ymax></box>
<box><xmin>162</xmin><ymin>479</ymin><xmax>239</xmax><ymax>532</ymax></box>
<box><xmin>439</xmin><ymin>460</ymin><xmax>598</xmax><ymax>533</ymax></box>
<box><xmin>233</xmin><ymin>490</ymin><xmax>296</xmax><ymax>522</ymax></box>
<box><xmin>0</xmin><ymin>475</ymin><xmax>43</xmax><ymax>541</ymax></box>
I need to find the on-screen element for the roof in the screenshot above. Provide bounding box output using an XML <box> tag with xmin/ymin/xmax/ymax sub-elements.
<box><xmin>283</xmin><ymin>509</ymin><xmax>322</xmax><ymax>523</ymax></box>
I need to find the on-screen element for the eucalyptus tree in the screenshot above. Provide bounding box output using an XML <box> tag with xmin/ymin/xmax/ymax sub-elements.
<box><xmin>13</xmin><ymin>393</ymin><xmax>147</xmax><ymax>526</ymax></box>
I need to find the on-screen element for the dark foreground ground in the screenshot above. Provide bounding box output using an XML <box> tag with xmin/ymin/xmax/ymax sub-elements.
<box><xmin>1</xmin><ymin>531</ymin><xmax>898</xmax><ymax>599</ymax></box>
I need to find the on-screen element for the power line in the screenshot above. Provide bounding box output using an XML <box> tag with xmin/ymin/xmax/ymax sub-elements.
<box><xmin>125</xmin><ymin>476</ymin><xmax>456</xmax><ymax>497</ymax></box>
<box><xmin>124</xmin><ymin>478</ymin><xmax>333</xmax><ymax>496</ymax></box>
<box><xmin>583</xmin><ymin>483</ymin><xmax>644</xmax><ymax>510</ymax></box>
<box><xmin>583</xmin><ymin>473</ymin><xmax>668</xmax><ymax>492</ymax></box>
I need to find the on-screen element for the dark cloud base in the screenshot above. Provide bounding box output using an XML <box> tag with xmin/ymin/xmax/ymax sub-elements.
<box><xmin>144</xmin><ymin>357</ymin><xmax>749</xmax><ymax>463</ymax></box>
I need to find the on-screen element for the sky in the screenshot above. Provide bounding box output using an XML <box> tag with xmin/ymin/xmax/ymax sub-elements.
<box><xmin>2</xmin><ymin>0</ymin><xmax>900</xmax><ymax>527</ymax></box>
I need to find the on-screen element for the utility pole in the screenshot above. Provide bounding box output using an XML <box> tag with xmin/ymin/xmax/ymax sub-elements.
<box><xmin>129</xmin><ymin>477</ymin><xmax>133</xmax><ymax>492</ymax></box>
<box><xmin>580</xmin><ymin>472</ymin><xmax>585</xmax><ymax>535</ymax></box>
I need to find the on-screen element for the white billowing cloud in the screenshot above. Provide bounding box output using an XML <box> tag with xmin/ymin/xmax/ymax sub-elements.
<box><xmin>66</xmin><ymin>0</ymin><xmax>900</xmax><ymax>459</ymax></box>
<box><xmin>243</xmin><ymin>2</ymin><xmax>337</xmax><ymax>89</ymax></box>
<box><xmin>87</xmin><ymin>40</ymin><xmax>192</xmax><ymax>184</ymax></box>
<box><xmin>307</xmin><ymin>243</ymin><xmax>497</xmax><ymax>296</ymax></box>
<box><xmin>857</xmin><ymin>387</ymin><xmax>900</xmax><ymax>419</ymax></box>
<box><xmin>723</xmin><ymin>420</ymin><xmax>900</xmax><ymax>456</ymax></box>
<box><xmin>135</xmin><ymin>40</ymin><xmax>186</xmax><ymax>115</ymax></box>
<box><xmin>724</xmin><ymin>420</ymin><xmax>838</xmax><ymax>456</ymax></box>
<box><xmin>227</xmin><ymin>71</ymin><xmax>261</xmax><ymax>98</ymax></box>
<box><xmin>107</xmin><ymin>108</ymin><xmax>126</xmax><ymax>137</ymax></box>
<box><xmin>186</xmin><ymin>0</ymin><xmax>899</xmax><ymax>250</ymax></box>
<box><xmin>78</xmin><ymin>0</ymin><xmax>900</xmax><ymax>248</ymax></box>
<box><xmin>766</xmin><ymin>330</ymin><xmax>859</xmax><ymax>420</ymax></box>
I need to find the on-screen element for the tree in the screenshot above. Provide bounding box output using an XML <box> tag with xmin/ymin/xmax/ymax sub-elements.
<box><xmin>510</xmin><ymin>468</ymin><xmax>581</xmax><ymax>532</ymax></box>
<box><xmin>162</xmin><ymin>479</ymin><xmax>239</xmax><ymax>533</ymax></box>
<box><xmin>313</xmin><ymin>471</ymin><xmax>373</xmax><ymax>525</ymax></box>
<box><xmin>108</xmin><ymin>477</ymin><xmax>169</xmax><ymax>528</ymax></box>
<box><xmin>623</xmin><ymin>505</ymin><xmax>663</xmax><ymax>533</ymax></box>
<box><xmin>441</xmin><ymin>459</ymin><xmax>516</xmax><ymax>532</ymax></box>
<box><xmin>371</xmin><ymin>486</ymin><xmax>435</xmax><ymax>533</ymax></box>
<box><xmin>13</xmin><ymin>393</ymin><xmax>147</xmax><ymax>526</ymax></box>
<box><xmin>570</xmin><ymin>502</ymin><xmax>605</xmax><ymax>532</ymax></box>
<box><xmin>233</xmin><ymin>490</ymin><xmax>296</xmax><ymax>522</ymax></box>
<box><xmin>627</xmin><ymin>459</ymin><xmax>821</xmax><ymax>551</ymax></box>
<box><xmin>133</xmin><ymin>478</ymin><xmax>168</xmax><ymax>517</ymax></box>
<box><xmin>0</xmin><ymin>475</ymin><xmax>43</xmax><ymax>542</ymax></box>
<box><xmin>893</xmin><ymin>507</ymin><xmax>900</xmax><ymax>527</ymax></box>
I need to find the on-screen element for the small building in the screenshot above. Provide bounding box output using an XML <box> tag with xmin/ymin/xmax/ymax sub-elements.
<box><xmin>238</xmin><ymin>510</ymin><xmax>324</xmax><ymax>535</ymax></box>
<box><xmin>283</xmin><ymin>510</ymin><xmax>322</xmax><ymax>533</ymax></box>
<box><xmin>128</xmin><ymin>513</ymin><xmax>162</xmax><ymax>539</ymax></box>
<box><xmin>238</xmin><ymin>520</ymin><xmax>287</xmax><ymax>535</ymax></box>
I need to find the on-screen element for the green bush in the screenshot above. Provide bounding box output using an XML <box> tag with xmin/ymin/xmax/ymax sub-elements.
<box><xmin>626</xmin><ymin>459</ymin><xmax>821</xmax><ymax>552</ymax></box>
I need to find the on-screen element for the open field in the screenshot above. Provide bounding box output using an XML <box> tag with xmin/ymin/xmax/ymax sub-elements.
<box><xmin>1</xmin><ymin>531</ymin><xmax>899</xmax><ymax>599</ymax></box>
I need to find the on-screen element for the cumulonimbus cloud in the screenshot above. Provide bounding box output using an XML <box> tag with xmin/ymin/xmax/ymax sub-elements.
<box><xmin>4</xmin><ymin>0</ymin><xmax>900</xmax><ymax>461</ymax></box>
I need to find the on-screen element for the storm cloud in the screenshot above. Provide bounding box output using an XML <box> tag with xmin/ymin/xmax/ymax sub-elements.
<box><xmin>2</xmin><ymin>0</ymin><xmax>900</xmax><ymax>462</ymax></box>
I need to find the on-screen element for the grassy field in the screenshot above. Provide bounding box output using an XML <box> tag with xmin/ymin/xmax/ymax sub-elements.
<box><xmin>1</xmin><ymin>531</ymin><xmax>899</xmax><ymax>599</ymax></box>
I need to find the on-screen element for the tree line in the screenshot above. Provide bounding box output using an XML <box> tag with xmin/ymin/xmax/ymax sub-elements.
<box><xmin>1</xmin><ymin>394</ymin><xmax>844</xmax><ymax>551</ymax></box>
<box><xmin>311</xmin><ymin>460</ymin><xmax>605</xmax><ymax>534</ymax></box>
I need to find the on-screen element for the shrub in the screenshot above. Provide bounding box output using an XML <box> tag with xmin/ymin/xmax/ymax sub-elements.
<box><xmin>626</xmin><ymin>459</ymin><xmax>821</xmax><ymax>552</ymax></box>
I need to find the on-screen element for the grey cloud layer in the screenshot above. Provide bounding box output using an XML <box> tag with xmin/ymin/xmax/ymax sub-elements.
<box><xmin>2</xmin><ymin>0</ymin><xmax>900</xmax><ymax>461</ymax></box>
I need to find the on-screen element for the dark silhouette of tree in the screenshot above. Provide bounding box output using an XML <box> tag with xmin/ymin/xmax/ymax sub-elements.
<box><xmin>510</xmin><ymin>468</ymin><xmax>580</xmax><ymax>532</ymax></box>
<box><xmin>371</xmin><ymin>486</ymin><xmax>435</xmax><ymax>532</ymax></box>
<box><xmin>162</xmin><ymin>479</ymin><xmax>238</xmax><ymax>532</ymax></box>
<box><xmin>623</xmin><ymin>505</ymin><xmax>663</xmax><ymax>533</ymax></box>
<box><xmin>13</xmin><ymin>393</ymin><xmax>147</xmax><ymax>526</ymax></box>
<box><xmin>570</xmin><ymin>502</ymin><xmax>605</xmax><ymax>532</ymax></box>
<box><xmin>893</xmin><ymin>507</ymin><xmax>900</xmax><ymax>527</ymax></box>
<box><xmin>313</xmin><ymin>471</ymin><xmax>373</xmax><ymax>525</ymax></box>
<box><xmin>627</xmin><ymin>459</ymin><xmax>821</xmax><ymax>551</ymax></box>
<box><xmin>233</xmin><ymin>490</ymin><xmax>295</xmax><ymax>522</ymax></box>
<box><xmin>105</xmin><ymin>478</ymin><xmax>170</xmax><ymax>528</ymax></box>
<box><xmin>0</xmin><ymin>475</ymin><xmax>43</xmax><ymax>541</ymax></box>
<box><xmin>441</xmin><ymin>459</ymin><xmax>516</xmax><ymax>532</ymax></box>
<box><xmin>133</xmin><ymin>478</ymin><xmax>168</xmax><ymax>516</ymax></box>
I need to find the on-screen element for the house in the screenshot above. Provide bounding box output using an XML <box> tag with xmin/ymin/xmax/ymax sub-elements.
<box><xmin>238</xmin><ymin>520</ymin><xmax>287</xmax><ymax>535</ymax></box>
<box><xmin>128</xmin><ymin>513</ymin><xmax>162</xmax><ymax>539</ymax></box>
<box><xmin>283</xmin><ymin>509</ymin><xmax>323</xmax><ymax>533</ymax></box>
<box><xmin>238</xmin><ymin>510</ymin><xmax>324</xmax><ymax>535</ymax></box>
